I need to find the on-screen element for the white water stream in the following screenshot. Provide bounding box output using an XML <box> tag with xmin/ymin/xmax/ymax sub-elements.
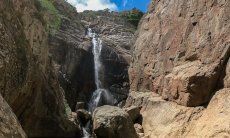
<box><xmin>82</xmin><ymin>28</ymin><xmax>116</xmax><ymax>138</ymax></box>
<box><xmin>87</xmin><ymin>28</ymin><xmax>115</xmax><ymax>113</ymax></box>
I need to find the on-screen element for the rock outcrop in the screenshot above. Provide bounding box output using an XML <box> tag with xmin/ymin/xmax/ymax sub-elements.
<box><xmin>0</xmin><ymin>0</ymin><xmax>81</xmax><ymax>137</ymax></box>
<box><xmin>48</xmin><ymin>0</ymin><xmax>95</xmax><ymax>110</ymax></box>
<box><xmin>0</xmin><ymin>94</ymin><xmax>26</xmax><ymax>138</ymax></box>
<box><xmin>49</xmin><ymin>9</ymin><xmax>138</xmax><ymax>110</ymax></box>
<box><xmin>93</xmin><ymin>105</ymin><xmax>138</xmax><ymax>138</ymax></box>
<box><xmin>79</xmin><ymin>10</ymin><xmax>136</xmax><ymax>105</ymax></box>
<box><xmin>127</xmin><ymin>0</ymin><xmax>230</xmax><ymax>137</ymax></box>
<box><xmin>126</xmin><ymin>89</ymin><xmax>230</xmax><ymax>137</ymax></box>
<box><xmin>129</xmin><ymin>0</ymin><xmax>230</xmax><ymax>107</ymax></box>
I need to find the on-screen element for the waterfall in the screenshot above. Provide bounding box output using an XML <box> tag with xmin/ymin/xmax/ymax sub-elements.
<box><xmin>88</xmin><ymin>28</ymin><xmax>102</xmax><ymax>89</ymax></box>
<box><xmin>87</xmin><ymin>28</ymin><xmax>116</xmax><ymax>113</ymax></box>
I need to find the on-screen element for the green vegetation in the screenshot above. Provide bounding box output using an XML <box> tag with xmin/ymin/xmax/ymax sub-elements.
<box><xmin>121</xmin><ymin>8</ymin><xmax>144</xmax><ymax>27</ymax></box>
<box><xmin>35</xmin><ymin>0</ymin><xmax>61</xmax><ymax>34</ymax></box>
<box><xmin>64</xmin><ymin>99</ymin><xmax>72</xmax><ymax>117</ymax></box>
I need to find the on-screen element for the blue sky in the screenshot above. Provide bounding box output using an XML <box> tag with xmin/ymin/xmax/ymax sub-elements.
<box><xmin>112</xmin><ymin>0</ymin><xmax>150</xmax><ymax>12</ymax></box>
<box><xmin>67</xmin><ymin>0</ymin><xmax>151</xmax><ymax>12</ymax></box>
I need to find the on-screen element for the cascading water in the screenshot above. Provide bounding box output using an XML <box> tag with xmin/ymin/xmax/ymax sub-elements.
<box><xmin>87</xmin><ymin>28</ymin><xmax>116</xmax><ymax>113</ymax></box>
<box><xmin>88</xmin><ymin>28</ymin><xmax>102</xmax><ymax>89</ymax></box>
<box><xmin>81</xmin><ymin>28</ymin><xmax>116</xmax><ymax>138</ymax></box>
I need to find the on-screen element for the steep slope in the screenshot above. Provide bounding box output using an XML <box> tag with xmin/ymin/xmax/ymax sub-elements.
<box><xmin>130</xmin><ymin>0</ymin><xmax>230</xmax><ymax>107</ymax></box>
<box><xmin>49</xmin><ymin>8</ymin><xmax>138</xmax><ymax>111</ymax></box>
<box><xmin>47</xmin><ymin>0</ymin><xmax>95</xmax><ymax>111</ymax></box>
<box><xmin>0</xmin><ymin>95</ymin><xmax>26</xmax><ymax>138</ymax></box>
<box><xmin>79</xmin><ymin>10</ymin><xmax>137</xmax><ymax>105</ymax></box>
<box><xmin>0</xmin><ymin>0</ymin><xmax>80</xmax><ymax>137</ymax></box>
<box><xmin>127</xmin><ymin>0</ymin><xmax>230</xmax><ymax>137</ymax></box>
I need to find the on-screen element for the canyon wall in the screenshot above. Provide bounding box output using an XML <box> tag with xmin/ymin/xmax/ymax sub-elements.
<box><xmin>69</xmin><ymin>10</ymin><xmax>137</xmax><ymax>106</ymax></box>
<box><xmin>129</xmin><ymin>0</ymin><xmax>230</xmax><ymax>107</ymax></box>
<box><xmin>0</xmin><ymin>0</ymin><xmax>139</xmax><ymax>137</ymax></box>
<box><xmin>0</xmin><ymin>0</ymin><xmax>81</xmax><ymax>137</ymax></box>
<box><xmin>127</xmin><ymin>0</ymin><xmax>230</xmax><ymax>137</ymax></box>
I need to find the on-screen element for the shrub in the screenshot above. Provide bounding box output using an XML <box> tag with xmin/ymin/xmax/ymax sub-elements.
<box><xmin>121</xmin><ymin>8</ymin><xmax>144</xmax><ymax>27</ymax></box>
<box><xmin>36</xmin><ymin>0</ymin><xmax>61</xmax><ymax>33</ymax></box>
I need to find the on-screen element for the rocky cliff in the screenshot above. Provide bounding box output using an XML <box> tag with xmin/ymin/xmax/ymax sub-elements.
<box><xmin>50</xmin><ymin>9</ymin><xmax>137</xmax><ymax>110</ymax></box>
<box><xmin>78</xmin><ymin>10</ymin><xmax>136</xmax><ymax>105</ymax></box>
<box><xmin>127</xmin><ymin>0</ymin><xmax>230</xmax><ymax>137</ymax></box>
<box><xmin>130</xmin><ymin>0</ymin><xmax>230</xmax><ymax>107</ymax></box>
<box><xmin>1</xmin><ymin>0</ymin><xmax>229</xmax><ymax>137</ymax></box>
<box><xmin>0</xmin><ymin>0</ymin><xmax>138</xmax><ymax>137</ymax></box>
<box><xmin>0</xmin><ymin>0</ymin><xmax>81</xmax><ymax>137</ymax></box>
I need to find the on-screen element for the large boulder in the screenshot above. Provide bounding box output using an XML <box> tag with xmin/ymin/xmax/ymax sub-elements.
<box><xmin>129</xmin><ymin>0</ymin><xmax>230</xmax><ymax>106</ymax></box>
<box><xmin>125</xmin><ymin>90</ymin><xmax>230</xmax><ymax>137</ymax></box>
<box><xmin>125</xmin><ymin>92</ymin><xmax>204</xmax><ymax>137</ymax></box>
<box><xmin>186</xmin><ymin>88</ymin><xmax>230</xmax><ymax>137</ymax></box>
<box><xmin>93</xmin><ymin>105</ymin><xmax>138</xmax><ymax>138</ymax></box>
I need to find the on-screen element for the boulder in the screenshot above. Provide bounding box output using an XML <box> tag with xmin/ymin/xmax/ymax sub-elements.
<box><xmin>186</xmin><ymin>88</ymin><xmax>230</xmax><ymax>137</ymax></box>
<box><xmin>123</xmin><ymin>106</ymin><xmax>141</xmax><ymax>123</ymax></box>
<box><xmin>75</xmin><ymin>102</ymin><xmax>85</xmax><ymax>110</ymax></box>
<box><xmin>126</xmin><ymin>90</ymin><xmax>230</xmax><ymax>137</ymax></box>
<box><xmin>134</xmin><ymin>123</ymin><xmax>144</xmax><ymax>134</ymax></box>
<box><xmin>93</xmin><ymin>105</ymin><xmax>138</xmax><ymax>138</ymax></box>
<box><xmin>76</xmin><ymin>109</ymin><xmax>92</xmax><ymax>126</ymax></box>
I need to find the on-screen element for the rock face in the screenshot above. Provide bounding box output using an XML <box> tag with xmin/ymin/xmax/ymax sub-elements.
<box><xmin>129</xmin><ymin>0</ymin><xmax>230</xmax><ymax>106</ymax></box>
<box><xmin>48</xmin><ymin>0</ymin><xmax>95</xmax><ymax>110</ymax></box>
<box><xmin>0</xmin><ymin>94</ymin><xmax>26</xmax><ymax>138</ymax></box>
<box><xmin>125</xmin><ymin>90</ymin><xmax>230</xmax><ymax>137</ymax></box>
<box><xmin>0</xmin><ymin>0</ymin><xmax>81</xmax><ymax>137</ymax></box>
<box><xmin>93</xmin><ymin>105</ymin><xmax>138</xmax><ymax>138</ymax></box>
<box><xmin>79</xmin><ymin>10</ymin><xmax>136</xmax><ymax>104</ymax></box>
<box><xmin>127</xmin><ymin>0</ymin><xmax>230</xmax><ymax>137</ymax></box>
<box><xmin>49</xmin><ymin>9</ymin><xmax>137</xmax><ymax>110</ymax></box>
<box><xmin>186</xmin><ymin>88</ymin><xmax>230</xmax><ymax>137</ymax></box>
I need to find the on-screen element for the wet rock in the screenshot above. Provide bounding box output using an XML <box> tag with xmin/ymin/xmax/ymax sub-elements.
<box><xmin>76</xmin><ymin>109</ymin><xmax>92</xmax><ymax>126</ymax></box>
<box><xmin>75</xmin><ymin>102</ymin><xmax>85</xmax><ymax>110</ymax></box>
<box><xmin>79</xmin><ymin>10</ymin><xmax>136</xmax><ymax>104</ymax></box>
<box><xmin>93</xmin><ymin>105</ymin><xmax>138</xmax><ymax>138</ymax></box>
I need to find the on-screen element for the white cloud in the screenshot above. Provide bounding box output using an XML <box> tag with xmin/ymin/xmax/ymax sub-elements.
<box><xmin>67</xmin><ymin>0</ymin><xmax>118</xmax><ymax>12</ymax></box>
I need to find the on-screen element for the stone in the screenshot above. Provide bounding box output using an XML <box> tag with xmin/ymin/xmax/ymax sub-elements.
<box><xmin>0</xmin><ymin>94</ymin><xmax>26</xmax><ymax>138</ymax></box>
<box><xmin>126</xmin><ymin>90</ymin><xmax>230</xmax><ymax>137</ymax></box>
<box><xmin>129</xmin><ymin>0</ymin><xmax>230</xmax><ymax>107</ymax></box>
<box><xmin>0</xmin><ymin>0</ymin><xmax>82</xmax><ymax>137</ymax></box>
<box><xmin>186</xmin><ymin>88</ymin><xmax>230</xmax><ymax>137</ymax></box>
<box><xmin>123</xmin><ymin>106</ymin><xmax>141</xmax><ymax>123</ymax></box>
<box><xmin>78</xmin><ymin>10</ymin><xmax>136</xmax><ymax>104</ymax></box>
<box><xmin>93</xmin><ymin>105</ymin><xmax>138</xmax><ymax>138</ymax></box>
<box><xmin>76</xmin><ymin>109</ymin><xmax>92</xmax><ymax>126</ymax></box>
<box><xmin>50</xmin><ymin>9</ymin><xmax>137</xmax><ymax>111</ymax></box>
<box><xmin>134</xmin><ymin>123</ymin><xmax>144</xmax><ymax>134</ymax></box>
<box><xmin>75</xmin><ymin>102</ymin><xmax>85</xmax><ymax>110</ymax></box>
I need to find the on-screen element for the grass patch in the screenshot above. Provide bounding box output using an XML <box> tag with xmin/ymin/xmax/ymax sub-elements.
<box><xmin>36</xmin><ymin>0</ymin><xmax>61</xmax><ymax>34</ymax></box>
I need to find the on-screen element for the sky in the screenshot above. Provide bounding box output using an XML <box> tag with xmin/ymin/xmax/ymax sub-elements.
<box><xmin>66</xmin><ymin>0</ymin><xmax>151</xmax><ymax>12</ymax></box>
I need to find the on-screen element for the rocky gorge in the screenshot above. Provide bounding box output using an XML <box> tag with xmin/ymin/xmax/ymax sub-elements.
<box><xmin>0</xmin><ymin>0</ymin><xmax>230</xmax><ymax>138</ymax></box>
